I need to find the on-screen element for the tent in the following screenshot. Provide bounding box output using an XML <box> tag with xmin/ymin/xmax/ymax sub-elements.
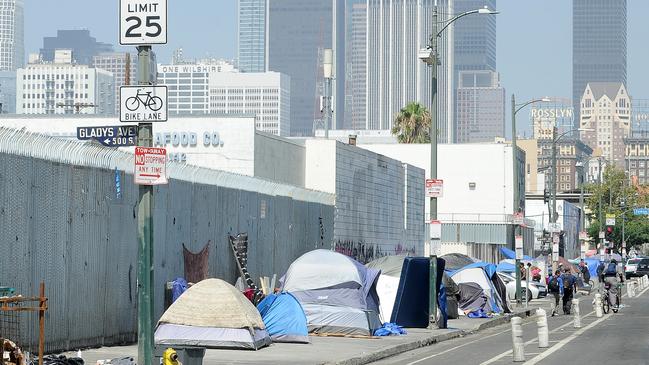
<box><xmin>449</xmin><ymin>262</ymin><xmax>506</xmax><ymax>315</ymax></box>
<box><xmin>155</xmin><ymin>278</ymin><xmax>271</xmax><ymax>350</ymax></box>
<box><xmin>257</xmin><ymin>293</ymin><xmax>309</xmax><ymax>343</ymax></box>
<box><xmin>499</xmin><ymin>247</ymin><xmax>533</xmax><ymax>261</ymax></box>
<box><xmin>281</xmin><ymin>250</ymin><xmax>381</xmax><ymax>336</ymax></box>
<box><xmin>440</xmin><ymin>253</ymin><xmax>478</xmax><ymax>271</ymax></box>
<box><xmin>496</xmin><ymin>261</ymin><xmax>516</xmax><ymax>273</ymax></box>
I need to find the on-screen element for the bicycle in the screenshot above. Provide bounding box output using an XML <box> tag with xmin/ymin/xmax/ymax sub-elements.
<box><xmin>601</xmin><ymin>282</ymin><xmax>620</xmax><ymax>314</ymax></box>
<box><xmin>125</xmin><ymin>89</ymin><xmax>163</xmax><ymax>111</ymax></box>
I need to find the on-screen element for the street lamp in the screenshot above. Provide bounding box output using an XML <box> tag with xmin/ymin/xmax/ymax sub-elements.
<box><xmin>420</xmin><ymin>2</ymin><xmax>497</xmax><ymax>328</ymax></box>
<box><xmin>511</xmin><ymin>95</ymin><xmax>550</xmax><ymax>305</ymax></box>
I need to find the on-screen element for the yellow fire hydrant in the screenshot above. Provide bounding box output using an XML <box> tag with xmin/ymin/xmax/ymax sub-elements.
<box><xmin>162</xmin><ymin>348</ymin><xmax>182</xmax><ymax>365</ymax></box>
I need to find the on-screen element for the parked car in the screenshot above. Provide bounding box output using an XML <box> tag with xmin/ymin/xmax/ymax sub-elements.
<box><xmin>496</xmin><ymin>272</ymin><xmax>547</xmax><ymax>302</ymax></box>
<box><xmin>625</xmin><ymin>258</ymin><xmax>642</xmax><ymax>279</ymax></box>
<box><xmin>635</xmin><ymin>258</ymin><xmax>649</xmax><ymax>278</ymax></box>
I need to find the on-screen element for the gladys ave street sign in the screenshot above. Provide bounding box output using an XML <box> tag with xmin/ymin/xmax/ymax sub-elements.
<box><xmin>77</xmin><ymin>125</ymin><xmax>137</xmax><ymax>147</ymax></box>
<box><xmin>134</xmin><ymin>147</ymin><xmax>168</xmax><ymax>185</ymax></box>
<box><xmin>120</xmin><ymin>86</ymin><xmax>168</xmax><ymax>122</ymax></box>
<box><xmin>120</xmin><ymin>0</ymin><xmax>167</xmax><ymax>45</ymax></box>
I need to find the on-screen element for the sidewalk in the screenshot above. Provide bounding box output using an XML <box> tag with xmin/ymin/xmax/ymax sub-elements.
<box><xmin>62</xmin><ymin>304</ymin><xmax>544</xmax><ymax>365</ymax></box>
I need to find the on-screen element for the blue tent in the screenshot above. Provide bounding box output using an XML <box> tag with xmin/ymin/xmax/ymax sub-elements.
<box><xmin>496</xmin><ymin>262</ymin><xmax>516</xmax><ymax>273</ymax></box>
<box><xmin>257</xmin><ymin>293</ymin><xmax>309</xmax><ymax>343</ymax></box>
<box><xmin>500</xmin><ymin>247</ymin><xmax>533</xmax><ymax>261</ymax></box>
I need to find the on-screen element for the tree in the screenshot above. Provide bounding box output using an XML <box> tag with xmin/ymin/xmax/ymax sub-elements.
<box><xmin>391</xmin><ymin>102</ymin><xmax>431</xmax><ymax>143</ymax></box>
<box><xmin>585</xmin><ymin>165</ymin><xmax>649</xmax><ymax>250</ymax></box>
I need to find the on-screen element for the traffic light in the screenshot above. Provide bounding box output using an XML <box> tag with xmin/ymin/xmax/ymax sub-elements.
<box><xmin>605</xmin><ymin>225</ymin><xmax>614</xmax><ymax>243</ymax></box>
<box><xmin>543</xmin><ymin>189</ymin><xmax>550</xmax><ymax>203</ymax></box>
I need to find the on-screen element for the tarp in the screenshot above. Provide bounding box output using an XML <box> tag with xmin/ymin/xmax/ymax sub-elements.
<box><xmin>282</xmin><ymin>250</ymin><xmax>381</xmax><ymax>336</ymax></box>
<box><xmin>155</xmin><ymin>278</ymin><xmax>270</xmax><ymax>350</ymax></box>
<box><xmin>440</xmin><ymin>253</ymin><xmax>478</xmax><ymax>271</ymax></box>
<box><xmin>499</xmin><ymin>247</ymin><xmax>533</xmax><ymax>261</ymax></box>
<box><xmin>496</xmin><ymin>261</ymin><xmax>516</xmax><ymax>273</ymax></box>
<box><xmin>257</xmin><ymin>293</ymin><xmax>309</xmax><ymax>343</ymax></box>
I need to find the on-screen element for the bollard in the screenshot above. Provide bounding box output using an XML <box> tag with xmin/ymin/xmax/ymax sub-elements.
<box><xmin>536</xmin><ymin>308</ymin><xmax>549</xmax><ymax>348</ymax></box>
<box><xmin>628</xmin><ymin>281</ymin><xmax>636</xmax><ymax>298</ymax></box>
<box><xmin>594</xmin><ymin>293</ymin><xmax>603</xmax><ymax>318</ymax></box>
<box><xmin>511</xmin><ymin>316</ymin><xmax>525</xmax><ymax>362</ymax></box>
<box><xmin>572</xmin><ymin>299</ymin><xmax>581</xmax><ymax>328</ymax></box>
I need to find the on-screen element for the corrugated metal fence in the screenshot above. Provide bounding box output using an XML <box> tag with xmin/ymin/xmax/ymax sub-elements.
<box><xmin>0</xmin><ymin>128</ymin><xmax>334</xmax><ymax>352</ymax></box>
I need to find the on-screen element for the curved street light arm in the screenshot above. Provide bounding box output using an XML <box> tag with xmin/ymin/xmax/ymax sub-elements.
<box><xmin>436</xmin><ymin>10</ymin><xmax>480</xmax><ymax>37</ymax></box>
<box><xmin>514</xmin><ymin>98</ymin><xmax>548</xmax><ymax>115</ymax></box>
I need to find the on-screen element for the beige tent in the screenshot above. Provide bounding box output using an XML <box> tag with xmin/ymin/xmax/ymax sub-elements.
<box><xmin>155</xmin><ymin>278</ymin><xmax>271</xmax><ymax>350</ymax></box>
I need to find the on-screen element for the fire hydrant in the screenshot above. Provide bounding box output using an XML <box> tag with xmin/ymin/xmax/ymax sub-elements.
<box><xmin>163</xmin><ymin>348</ymin><xmax>181</xmax><ymax>365</ymax></box>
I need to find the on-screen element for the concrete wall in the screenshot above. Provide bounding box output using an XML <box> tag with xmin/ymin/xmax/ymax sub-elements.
<box><xmin>305</xmin><ymin>140</ymin><xmax>425</xmax><ymax>263</ymax></box>
<box><xmin>254</xmin><ymin>132</ymin><xmax>305</xmax><ymax>186</ymax></box>
<box><xmin>0</xmin><ymin>129</ymin><xmax>334</xmax><ymax>352</ymax></box>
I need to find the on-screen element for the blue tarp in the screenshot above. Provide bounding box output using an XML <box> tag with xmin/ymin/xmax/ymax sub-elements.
<box><xmin>500</xmin><ymin>247</ymin><xmax>533</xmax><ymax>261</ymax></box>
<box><xmin>171</xmin><ymin>278</ymin><xmax>188</xmax><ymax>303</ymax></box>
<box><xmin>584</xmin><ymin>258</ymin><xmax>600</xmax><ymax>279</ymax></box>
<box><xmin>257</xmin><ymin>293</ymin><xmax>309</xmax><ymax>343</ymax></box>
<box><xmin>449</xmin><ymin>261</ymin><xmax>497</xmax><ymax>278</ymax></box>
<box><xmin>496</xmin><ymin>262</ymin><xmax>516</xmax><ymax>273</ymax></box>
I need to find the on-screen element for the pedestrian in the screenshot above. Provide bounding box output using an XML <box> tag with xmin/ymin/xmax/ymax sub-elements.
<box><xmin>548</xmin><ymin>270</ymin><xmax>563</xmax><ymax>316</ymax></box>
<box><xmin>531</xmin><ymin>266</ymin><xmax>541</xmax><ymax>282</ymax></box>
<box><xmin>579</xmin><ymin>260</ymin><xmax>591</xmax><ymax>284</ymax></box>
<box><xmin>520</xmin><ymin>262</ymin><xmax>527</xmax><ymax>281</ymax></box>
<box><xmin>597</xmin><ymin>261</ymin><xmax>606</xmax><ymax>284</ymax></box>
<box><xmin>561</xmin><ymin>268</ymin><xmax>577</xmax><ymax>314</ymax></box>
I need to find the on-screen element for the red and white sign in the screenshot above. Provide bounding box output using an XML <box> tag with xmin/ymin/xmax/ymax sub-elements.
<box><xmin>429</xmin><ymin>220</ymin><xmax>442</xmax><ymax>239</ymax></box>
<box><xmin>579</xmin><ymin>231</ymin><xmax>588</xmax><ymax>240</ymax></box>
<box><xmin>134</xmin><ymin>147</ymin><xmax>168</xmax><ymax>185</ymax></box>
<box><xmin>425</xmin><ymin>179</ymin><xmax>444</xmax><ymax>198</ymax></box>
<box><xmin>513</xmin><ymin>212</ymin><xmax>524</xmax><ymax>225</ymax></box>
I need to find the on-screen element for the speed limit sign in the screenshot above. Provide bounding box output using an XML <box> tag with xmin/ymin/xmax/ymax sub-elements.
<box><xmin>120</xmin><ymin>0</ymin><xmax>167</xmax><ymax>45</ymax></box>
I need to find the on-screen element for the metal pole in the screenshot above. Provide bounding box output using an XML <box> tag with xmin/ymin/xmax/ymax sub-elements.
<box><xmin>38</xmin><ymin>282</ymin><xmax>45</xmax><ymax>365</ymax></box>
<box><xmin>512</xmin><ymin>94</ymin><xmax>521</xmax><ymax>305</ymax></box>
<box><xmin>324</xmin><ymin>76</ymin><xmax>331</xmax><ymax>139</ymax></box>
<box><xmin>579</xmin><ymin>162</ymin><xmax>585</xmax><ymax>258</ymax></box>
<box><xmin>551</xmin><ymin>126</ymin><xmax>558</xmax><ymax>273</ymax></box>
<box><xmin>428</xmin><ymin>2</ymin><xmax>439</xmax><ymax>329</ymax></box>
<box><xmin>598</xmin><ymin>158</ymin><xmax>603</xmax><ymax>257</ymax></box>
<box><xmin>137</xmin><ymin>45</ymin><xmax>154</xmax><ymax>365</ymax></box>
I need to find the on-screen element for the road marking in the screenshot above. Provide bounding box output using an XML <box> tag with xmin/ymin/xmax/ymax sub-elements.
<box><xmin>523</xmin><ymin>314</ymin><xmax>611</xmax><ymax>364</ymax></box>
<box><xmin>405</xmin><ymin>330</ymin><xmax>509</xmax><ymax>365</ymax></box>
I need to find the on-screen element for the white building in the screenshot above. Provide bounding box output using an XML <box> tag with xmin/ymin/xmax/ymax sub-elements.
<box><xmin>209</xmin><ymin>72</ymin><xmax>290</xmax><ymax>136</ymax></box>
<box><xmin>93</xmin><ymin>52</ymin><xmax>137</xmax><ymax>115</ymax></box>
<box><xmin>16</xmin><ymin>50</ymin><xmax>114</xmax><ymax>115</ymax></box>
<box><xmin>0</xmin><ymin>0</ymin><xmax>23</xmax><ymax>71</ymax></box>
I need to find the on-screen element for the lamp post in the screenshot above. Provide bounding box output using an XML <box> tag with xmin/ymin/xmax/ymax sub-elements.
<box><xmin>420</xmin><ymin>2</ymin><xmax>497</xmax><ymax>328</ymax></box>
<box><xmin>549</xmin><ymin>127</ymin><xmax>593</xmax><ymax>272</ymax></box>
<box><xmin>511</xmin><ymin>95</ymin><xmax>549</xmax><ymax>305</ymax></box>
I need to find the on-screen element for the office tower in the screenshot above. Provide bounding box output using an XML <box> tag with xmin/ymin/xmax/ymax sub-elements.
<box><xmin>454</xmin><ymin>0</ymin><xmax>496</xmax><ymax>142</ymax></box>
<box><xmin>17</xmin><ymin>50</ymin><xmax>114</xmax><ymax>115</ymax></box>
<box><xmin>267</xmin><ymin>0</ymin><xmax>345</xmax><ymax>137</ymax></box>
<box><xmin>0</xmin><ymin>0</ymin><xmax>23</xmax><ymax>71</ymax></box>
<box><xmin>93</xmin><ymin>52</ymin><xmax>137</xmax><ymax>115</ymax></box>
<box><xmin>580</xmin><ymin>82</ymin><xmax>631</xmax><ymax>167</ymax></box>
<box><xmin>366</xmin><ymin>0</ymin><xmax>454</xmax><ymax>142</ymax></box>
<box><xmin>0</xmin><ymin>71</ymin><xmax>16</xmax><ymax>113</ymax></box>
<box><xmin>456</xmin><ymin>70</ymin><xmax>504</xmax><ymax>143</ymax></box>
<box><xmin>344</xmin><ymin>0</ymin><xmax>366</xmax><ymax>130</ymax></box>
<box><xmin>40</xmin><ymin>30</ymin><xmax>113</xmax><ymax>65</ymax></box>
<box><xmin>209</xmin><ymin>72</ymin><xmax>290</xmax><ymax>136</ymax></box>
<box><xmin>238</xmin><ymin>0</ymin><xmax>266</xmax><ymax>72</ymax></box>
<box><xmin>573</xmin><ymin>0</ymin><xmax>627</xmax><ymax>126</ymax></box>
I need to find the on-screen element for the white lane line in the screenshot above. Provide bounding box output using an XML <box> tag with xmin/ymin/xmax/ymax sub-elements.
<box><xmin>405</xmin><ymin>319</ymin><xmax>539</xmax><ymax>365</ymax></box>
<box><xmin>523</xmin><ymin>313</ymin><xmax>611</xmax><ymax>364</ymax></box>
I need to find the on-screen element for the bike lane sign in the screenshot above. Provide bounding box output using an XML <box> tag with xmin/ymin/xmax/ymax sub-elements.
<box><xmin>120</xmin><ymin>85</ymin><xmax>168</xmax><ymax>122</ymax></box>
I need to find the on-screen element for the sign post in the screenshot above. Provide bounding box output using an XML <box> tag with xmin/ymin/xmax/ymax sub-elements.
<box><xmin>120</xmin><ymin>1</ymin><xmax>167</xmax><ymax>364</ymax></box>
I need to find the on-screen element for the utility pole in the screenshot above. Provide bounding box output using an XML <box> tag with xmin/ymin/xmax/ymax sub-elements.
<box><xmin>322</xmin><ymin>49</ymin><xmax>333</xmax><ymax>139</ymax></box>
<box><xmin>428</xmin><ymin>2</ymin><xmax>439</xmax><ymax>329</ymax></box>
<box><xmin>136</xmin><ymin>45</ymin><xmax>154</xmax><ymax>365</ymax></box>
<box><xmin>511</xmin><ymin>94</ymin><xmax>522</xmax><ymax>306</ymax></box>
<box><xmin>551</xmin><ymin>126</ymin><xmax>558</xmax><ymax>273</ymax></box>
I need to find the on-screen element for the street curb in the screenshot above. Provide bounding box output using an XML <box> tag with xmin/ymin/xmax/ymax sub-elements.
<box><xmin>325</xmin><ymin>308</ymin><xmax>536</xmax><ymax>365</ymax></box>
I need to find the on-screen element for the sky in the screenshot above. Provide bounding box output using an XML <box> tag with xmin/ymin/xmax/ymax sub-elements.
<box><xmin>24</xmin><ymin>0</ymin><xmax>649</xmax><ymax>136</ymax></box>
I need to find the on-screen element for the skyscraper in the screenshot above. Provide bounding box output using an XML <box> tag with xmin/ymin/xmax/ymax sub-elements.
<box><xmin>453</xmin><ymin>0</ymin><xmax>496</xmax><ymax>142</ymax></box>
<box><xmin>0</xmin><ymin>0</ymin><xmax>24</xmax><ymax>71</ymax></box>
<box><xmin>238</xmin><ymin>0</ymin><xmax>266</xmax><ymax>72</ymax></box>
<box><xmin>93</xmin><ymin>52</ymin><xmax>137</xmax><ymax>115</ymax></box>
<box><xmin>573</xmin><ymin>0</ymin><xmax>627</xmax><ymax>126</ymax></box>
<box><xmin>267</xmin><ymin>0</ymin><xmax>345</xmax><ymax>136</ymax></box>
<box><xmin>456</xmin><ymin>70</ymin><xmax>504</xmax><ymax>143</ymax></box>
<box><xmin>344</xmin><ymin>0</ymin><xmax>366</xmax><ymax>130</ymax></box>
<box><xmin>365</xmin><ymin>0</ymin><xmax>454</xmax><ymax>142</ymax></box>
<box><xmin>40</xmin><ymin>30</ymin><xmax>113</xmax><ymax>66</ymax></box>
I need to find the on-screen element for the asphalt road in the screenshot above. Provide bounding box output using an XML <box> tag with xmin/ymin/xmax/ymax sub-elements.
<box><xmin>371</xmin><ymin>282</ymin><xmax>649</xmax><ymax>365</ymax></box>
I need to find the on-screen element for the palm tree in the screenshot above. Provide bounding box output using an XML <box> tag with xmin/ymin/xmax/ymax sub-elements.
<box><xmin>391</xmin><ymin>102</ymin><xmax>431</xmax><ymax>143</ymax></box>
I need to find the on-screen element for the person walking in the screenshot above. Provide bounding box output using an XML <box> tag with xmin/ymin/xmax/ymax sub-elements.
<box><xmin>561</xmin><ymin>268</ymin><xmax>577</xmax><ymax>314</ymax></box>
<box><xmin>548</xmin><ymin>270</ymin><xmax>564</xmax><ymax>316</ymax></box>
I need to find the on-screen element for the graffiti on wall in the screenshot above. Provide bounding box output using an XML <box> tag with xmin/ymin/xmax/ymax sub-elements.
<box><xmin>333</xmin><ymin>240</ymin><xmax>417</xmax><ymax>264</ymax></box>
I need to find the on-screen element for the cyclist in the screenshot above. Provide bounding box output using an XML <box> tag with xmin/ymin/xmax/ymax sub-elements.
<box><xmin>603</xmin><ymin>259</ymin><xmax>624</xmax><ymax>309</ymax></box>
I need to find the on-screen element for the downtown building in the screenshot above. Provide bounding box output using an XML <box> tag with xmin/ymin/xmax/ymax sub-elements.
<box><xmin>237</xmin><ymin>0</ymin><xmax>266</xmax><ymax>72</ymax></box>
<box><xmin>579</xmin><ymin>82</ymin><xmax>631</xmax><ymax>171</ymax></box>
<box><xmin>92</xmin><ymin>52</ymin><xmax>137</xmax><ymax>115</ymax></box>
<box><xmin>572</xmin><ymin>0</ymin><xmax>627</xmax><ymax>126</ymax></box>
<box><xmin>16</xmin><ymin>50</ymin><xmax>114</xmax><ymax>115</ymax></box>
<box><xmin>40</xmin><ymin>30</ymin><xmax>113</xmax><ymax>66</ymax></box>
<box><xmin>0</xmin><ymin>0</ymin><xmax>23</xmax><ymax>71</ymax></box>
<box><xmin>455</xmin><ymin>70</ymin><xmax>504</xmax><ymax>143</ymax></box>
<box><xmin>365</xmin><ymin>0</ymin><xmax>454</xmax><ymax>142</ymax></box>
<box><xmin>343</xmin><ymin>0</ymin><xmax>367</xmax><ymax>130</ymax></box>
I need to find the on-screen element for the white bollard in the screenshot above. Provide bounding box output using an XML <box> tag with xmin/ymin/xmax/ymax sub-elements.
<box><xmin>628</xmin><ymin>281</ymin><xmax>636</xmax><ymax>298</ymax></box>
<box><xmin>536</xmin><ymin>308</ymin><xmax>549</xmax><ymax>348</ymax></box>
<box><xmin>594</xmin><ymin>293</ymin><xmax>603</xmax><ymax>318</ymax></box>
<box><xmin>572</xmin><ymin>299</ymin><xmax>581</xmax><ymax>328</ymax></box>
<box><xmin>511</xmin><ymin>316</ymin><xmax>525</xmax><ymax>362</ymax></box>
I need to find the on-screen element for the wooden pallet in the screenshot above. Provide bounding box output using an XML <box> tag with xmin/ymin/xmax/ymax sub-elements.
<box><xmin>311</xmin><ymin>332</ymin><xmax>379</xmax><ymax>339</ymax></box>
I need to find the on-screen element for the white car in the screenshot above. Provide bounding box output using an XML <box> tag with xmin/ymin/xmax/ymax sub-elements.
<box><xmin>497</xmin><ymin>272</ymin><xmax>547</xmax><ymax>302</ymax></box>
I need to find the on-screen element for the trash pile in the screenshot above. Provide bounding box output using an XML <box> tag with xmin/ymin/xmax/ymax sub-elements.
<box><xmin>2</xmin><ymin>339</ymin><xmax>27</xmax><ymax>365</ymax></box>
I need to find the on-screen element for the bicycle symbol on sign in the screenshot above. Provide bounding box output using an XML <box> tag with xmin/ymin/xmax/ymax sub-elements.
<box><xmin>125</xmin><ymin>88</ymin><xmax>163</xmax><ymax>112</ymax></box>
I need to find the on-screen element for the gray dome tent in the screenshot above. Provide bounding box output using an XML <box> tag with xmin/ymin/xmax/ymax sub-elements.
<box><xmin>282</xmin><ymin>250</ymin><xmax>381</xmax><ymax>336</ymax></box>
